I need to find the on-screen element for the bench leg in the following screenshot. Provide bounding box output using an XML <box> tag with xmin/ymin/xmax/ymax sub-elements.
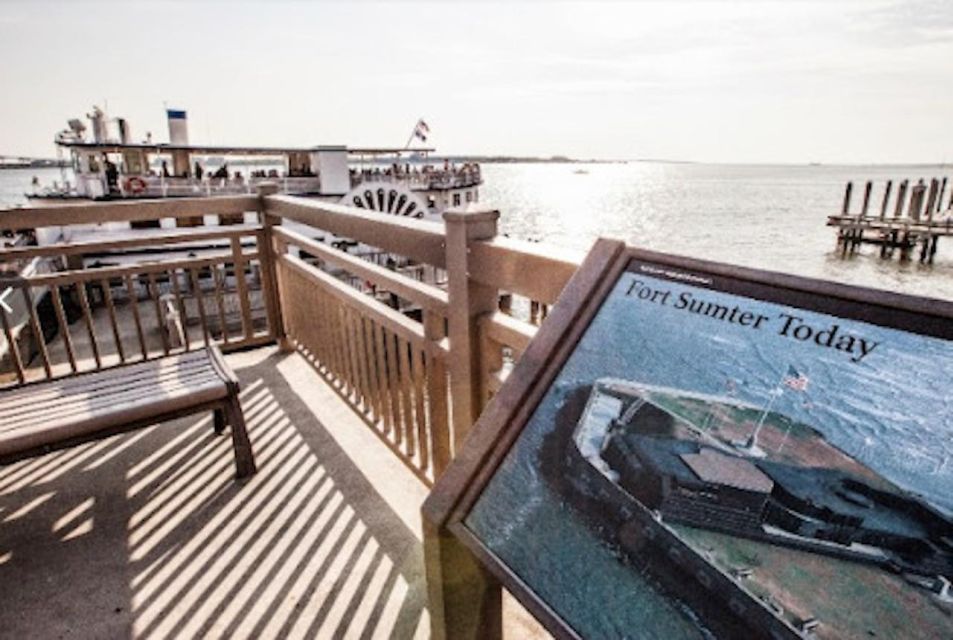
<box><xmin>223</xmin><ymin>396</ymin><xmax>257</xmax><ymax>478</ymax></box>
<box><xmin>213</xmin><ymin>408</ymin><xmax>227</xmax><ymax>435</ymax></box>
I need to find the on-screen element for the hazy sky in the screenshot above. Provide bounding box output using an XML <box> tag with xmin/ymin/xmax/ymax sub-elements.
<box><xmin>1</xmin><ymin>1</ymin><xmax>951</xmax><ymax>163</ymax></box>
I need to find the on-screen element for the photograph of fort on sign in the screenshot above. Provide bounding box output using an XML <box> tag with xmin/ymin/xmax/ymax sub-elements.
<box><xmin>569</xmin><ymin>378</ymin><xmax>953</xmax><ymax>639</ymax></box>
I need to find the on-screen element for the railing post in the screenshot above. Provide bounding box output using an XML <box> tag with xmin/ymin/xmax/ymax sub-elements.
<box><xmin>443</xmin><ymin>205</ymin><xmax>499</xmax><ymax>452</ymax></box>
<box><xmin>257</xmin><ymin>182</ymin><xmax>290</xmax><ymax>352</ymax></box>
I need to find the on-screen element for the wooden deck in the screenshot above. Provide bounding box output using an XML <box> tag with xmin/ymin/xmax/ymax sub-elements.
<box><xmin>0</xmin><ymin>345</ymin><xmax>546</xmax><ymax>639</ymax></box>
<box><xmin>0</xmin><ymin>189</ymin><xmax>572</xmax><ymax>638</ymax></box>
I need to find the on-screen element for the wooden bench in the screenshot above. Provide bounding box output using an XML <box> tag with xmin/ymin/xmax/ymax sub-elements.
<box><xmin>0</xmin><ymin>347</ymin><xmax>256</xmax><ymax>478</ymax></box>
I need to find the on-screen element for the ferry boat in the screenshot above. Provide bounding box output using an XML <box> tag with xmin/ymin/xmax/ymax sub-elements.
<box><xmin>30</xmin><ymin>106</ymin><xmax>482</xmax><ymax>222</ymax></box>
<box><xmin>13</xmin><ymin>106</ymin><xmax>484</xmax><ymax>329</ymax></box>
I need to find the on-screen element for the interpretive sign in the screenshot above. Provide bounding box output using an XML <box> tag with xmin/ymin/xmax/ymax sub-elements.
<box><xmin>423</xmin><ymin>239</ymin><xmax>953</xmax><ymax>640</ymax></box>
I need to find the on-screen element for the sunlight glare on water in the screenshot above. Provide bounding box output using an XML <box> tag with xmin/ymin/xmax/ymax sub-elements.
<box><xmin>481</xmin><ymin>162</ymin><xmax>953</xmax><ymax>301</ymax></box>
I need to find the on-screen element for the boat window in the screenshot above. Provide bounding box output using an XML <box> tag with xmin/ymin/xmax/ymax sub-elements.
<box><xmin>177</xmin><ymin>215</ymin><xmax>204</xmax><ymax>228</ymax></box>
<box><xmin>130</xmin><ymin>219</ymin><xmax>162</xmax><ymax>230</ymax></box>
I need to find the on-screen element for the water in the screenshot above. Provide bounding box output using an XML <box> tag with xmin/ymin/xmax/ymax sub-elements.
<box><xmin>6</xmin><ymin>163</ymin><xmax>953</xmax><ymax>304</ymax></box>
<box><xmin>479</xmin><ymin>162</ymin><xmax>953</xmax><ymax>302</ymax></box>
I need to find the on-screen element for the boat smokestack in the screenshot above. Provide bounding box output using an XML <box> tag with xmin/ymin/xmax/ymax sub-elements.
<box><xmin>88</xmin><ymin>106</ymin><xmax>106</xmax><ymax>143</ymax></box>
<box><xmin>167</xmin><ymin>109</ymin><xmax>188</xmax><ymax>145</ymax></box>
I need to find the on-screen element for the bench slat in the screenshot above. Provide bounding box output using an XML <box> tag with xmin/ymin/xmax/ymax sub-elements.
<box><xmin>0</xmin><ymin>350</ymin><xmax>211</xmax><ymax>408</ymax></box>
<box><xmin>0</xmin><ymin>356</ymin><xmax>217</xmax><ymax>416</ymax></box>
<box><xmin>0</xmin><ymin>345</ymin><xmax>255</xmax><ymax>480</ymax></box>
<box><xmin>0</xmin><ymin>380</ymin><xmax>226</xmax><ymax>457</ymax></box>
<box><xmin>1</xmin><ymin>368</ymin><xmax>225</xmax><ymax>429</ymax></box>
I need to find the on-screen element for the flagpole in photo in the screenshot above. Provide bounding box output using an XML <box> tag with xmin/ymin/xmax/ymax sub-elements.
<box><xmin>744</xmin><ymin>365</ymin><xmax>809</xmax><ymax>454</ymax></box>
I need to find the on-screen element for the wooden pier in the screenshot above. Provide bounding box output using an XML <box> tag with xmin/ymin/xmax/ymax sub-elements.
<box><xmin>827</xmin><ymin>175</ymin><xmax>953</xmax><ymax>263</ymax></box>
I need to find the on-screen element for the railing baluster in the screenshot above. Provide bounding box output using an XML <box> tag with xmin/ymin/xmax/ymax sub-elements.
<box><xmin>189</xmin><ymin>267</ymin><xmax>211</xmax><ymax>347</ymax></box>
<box><xmin>211</xmin><ymin>263</ymin><xmax>230</xmax><ymax>345</ymax></box>
<box><xmin>384</xmin><ymin>328</ymin><xmax>403</xmax><ymax>447</ymax></box>
<box><xmin>50</xmin><ymin>286</ymin><xmax>77</xmax><ymax>374</ymax></box>
<box><xmin>0</xmin><ymin>304</ymin><xmax>26</xmax><ymax>384</ymax></box>
<box><xmin>169</xmin><ymin>268</ymin><xmax>190</xmax><ymax>351</ymax></box>
<box><xmin>100</xmin><ymin>278</ymin><xmax>126</xmax><ymax>363</ymax></box>
<box><xmin>146</xmin><ymin>272</ymin><xmax>170</xmax><ymax>355</ymax></box>
<box><xmin>397</xmin><ymin>335</ymin><xmax>416</xmax><ymax>458</ymax></box>
<box><xmin>256</xmin><ymin>227</ymin><xmax>283</xmax><ymax>344</ymax></box>
<box><xmin>350</xmin><ymin>307</ymin><xmax>372</xmax><ymax>415</ymax></box>
<box><xmin>327</xmin><ymin>294</ymin><xmax>348</xmax><ymax>390</ymax></box>
<box><xmin>315</xmin><ymin>283</ymin><xmax>334</xmax><ymax>375</ymax></box>
<box><xmin>21</xmin><ymin>285</ymin><xmax>52</xmax><ymax>378</ymax></box>
<box><xmin>343</xmin><ymin>306</ymin><xmax>362</xmax><ymax>402</ymax></box>
<box><xmin>230</xmin><ymin>237</ymin><xmax>254</xmax><ymax>343</ymax></box>
<box><xmin>424</xmin><ymin>310</ymin><xmax>451</xmax><ymax>478</ymax></box>
<box><xmin>124</xmin><ymin>273</ymin><xmax>148</xmax><ymax>360</ymax></box>
<box><xmin>374</xmin><ymin>321</ymin><xmax>394</xmax><ymax>436</ymax></box>
<box><xmin>359</xmin><ymin>315</ymin><xmax>382</xmax><ymax>423</ymax></box>
<box><xmin>411</xmin><ymin>345</ymin><xmax>429</xmax><ymax>472</ymax></box>
<box><xmin>76</xmin><ymin>282</ymin><xmax>102</xmax><ymax>370</ymax></box>
<box><xmin>321</xmin><ymin>287</ymin><xmax>344</xmax><ymax>385</ymax></box>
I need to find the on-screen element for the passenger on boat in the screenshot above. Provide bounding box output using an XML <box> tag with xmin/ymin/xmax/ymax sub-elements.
<box><xmin>194</xmin><ymin>162</ymin><xmax>204</xmax><ymax>180</ymax></box>
<box><xmin>214</xmin><ymin>164</ymin><xmax>229</xmax><ymax>179</ymax></box>
<box><xmin>161</xmin><ymin>161</ymin><xmax>171</xmax><ymax>178</ymax></box>
<box><xmin>104</xmin><ymin>159</ymin><xmax>119</xmax><ymax>194</ymax></box>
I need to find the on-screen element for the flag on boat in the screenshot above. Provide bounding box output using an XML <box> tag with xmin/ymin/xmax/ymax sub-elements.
<box><xmin>782</xmin><ymin>365</ymin><xmax>809</xmax><ymax>392</ymax></box>
<box><xmin>413</xmin><ymin>119</ymin><xmax>430</xmax><ymax>142</ymax></box>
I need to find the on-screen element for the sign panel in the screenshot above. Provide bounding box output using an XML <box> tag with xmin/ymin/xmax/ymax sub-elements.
<box><xmin>452</xmin><ymin>248</ymin><xmax>953</xmax><ymax>639</ymax></box>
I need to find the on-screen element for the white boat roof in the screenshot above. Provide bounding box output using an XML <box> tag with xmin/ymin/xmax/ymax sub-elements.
<box><xmin>55</xmin><ymin>141</ymin><xmax>435</xmax><ymax>156</ymax></box>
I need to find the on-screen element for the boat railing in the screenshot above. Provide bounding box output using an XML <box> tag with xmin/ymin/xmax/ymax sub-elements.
<box><xmin>350</xmin><ymin>167</ymin><xmax>482</xmax><ymax>191</ymax></box>
<box><xmin>0</xmin><ymin>186</ymin><xmax>581</xmax><ymax>485</ymax></box>
<box><xmin>123</xmin><ymin>175</ymin><xmax>323</xmax><ymax>198</ymax></box>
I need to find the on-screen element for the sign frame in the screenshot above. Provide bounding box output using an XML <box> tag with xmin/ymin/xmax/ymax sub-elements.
<box><xmin>422</xmin><ymin>238</ymin><xmax>953</xmax><ymax>640</ymax></box>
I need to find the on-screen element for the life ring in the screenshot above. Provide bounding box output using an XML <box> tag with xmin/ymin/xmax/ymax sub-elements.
<box><xmin>125</xmin><ymin>176</ymin><xmax>147</xmax><ymax>194</ymax></box>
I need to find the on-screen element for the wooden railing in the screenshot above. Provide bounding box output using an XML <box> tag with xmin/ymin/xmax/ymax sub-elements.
<box><xmin>265</xmin><ymin>193</ymin><xmax>581</xmax><ymax>482</ymax></box>
<box><xmin>0</xmin><ymin>196</ymin><xmax>275</xmax><ymax>386</ymax></box>
<box><xmin>0</xmin><ymin>187</ymin><xmax>583</xmax><ymax>485</ymax></box>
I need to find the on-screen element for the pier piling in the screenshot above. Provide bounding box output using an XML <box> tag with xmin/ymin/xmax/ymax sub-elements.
<box><xmin>827</xmin><ymin>173</ymin><xmax>951</xmax><ymax>265</ymax></box>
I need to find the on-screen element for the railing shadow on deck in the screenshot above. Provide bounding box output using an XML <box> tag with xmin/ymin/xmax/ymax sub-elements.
<box><xmin>0</xmin><ymin>349</ymin><xmax>427</xmax><ymax>639</ymax></box>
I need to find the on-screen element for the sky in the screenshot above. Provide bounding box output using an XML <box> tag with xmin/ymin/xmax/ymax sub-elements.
<box><xmin>0</xmin><ymin>1</ymin><xmax>951</xmax><ymax>164</ymax></box>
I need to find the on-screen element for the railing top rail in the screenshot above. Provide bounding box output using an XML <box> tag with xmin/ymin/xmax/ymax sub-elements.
<box><xmin>469</xmin><ymin>236</ymin><xmax>584</xmax><ymax>304</ymax></box>
<box><xmin>0</xmin><ymin>223</ymin><xmax>263</xmax><ymax>261</ymax></box>
<box><xmin>265</xmin><ymin>194</ymin><xmax>447</xmax><ymax>268</ymax></box>
<box><xmin>0</xmin><ymin>194</ymin><xmax>259</xmax><ymax>231</ymax></box>
<box><xmin>479</xmin><ymin>311</ymin><xmax>536</xmax><ymax>354</ymax></box>
<box><xmin>273</xmin><ymin>226</ymin><xmax>449</xmax><ymax>314</ymax></box>
<box><xmin>278</xmin><ymin>252</ymin><xmax>449</xmax><ymax>357</ymax></box>
<box><xmin>0</xmin><ymin>248</ymin><xmax>254</xmax><ymax>288</ymax></box>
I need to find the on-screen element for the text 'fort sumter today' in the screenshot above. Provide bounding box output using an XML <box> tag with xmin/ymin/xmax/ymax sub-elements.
<box><xmin>624</xmin><ymin>278</ymin><xmax>880</xmax><ymax>363</ymax></box>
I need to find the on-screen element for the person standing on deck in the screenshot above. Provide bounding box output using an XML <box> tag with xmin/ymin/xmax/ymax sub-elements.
<box><xmin>104</xmin><ymin>158</ymin><xmax>119</xmax><ymax>194</ymax></box>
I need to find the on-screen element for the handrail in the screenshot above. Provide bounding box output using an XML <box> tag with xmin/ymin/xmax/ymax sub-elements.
<box><xmin>469</xmin><ymin>236</ymin><xmax>583</xmax><ymax>304</ymax></box>
<box><xmin>0</xmin><ymin>224</ymin><xmax>262</xmax><ymax>261</ymax></box>
<box><xmin>277</xmin><ymin>252</ymin><xmax>449</xmax><ymax>359</ymax></box>
<box><xmin>0</xmin><ymin>250</ymin><xmax>255</xmax><ymax>288</ymax></box>
<box><xmin>0</xmin><ymin>194</ymin><xmax>258</xmax><ymax>231</ymax></box>
<box><xmin>479</xmin><ymin>311</ymin><xmax>536</xmax><ymax>354</ymax></box>
<box><xmin>272</xmin><ymin>226</ymin><xmax>449</xmax><ymax>314</ymax></box>
<box><xmin>265</xmin><ymin>194</ymin><xmax>447</xmax><ymax>267</ymax></box>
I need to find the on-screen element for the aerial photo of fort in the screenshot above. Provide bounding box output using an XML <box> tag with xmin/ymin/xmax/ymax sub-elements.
<box><xmin>544</xmin><ymin>378</ymin><xmax>953</xmax><ymax>639</ymax></box>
